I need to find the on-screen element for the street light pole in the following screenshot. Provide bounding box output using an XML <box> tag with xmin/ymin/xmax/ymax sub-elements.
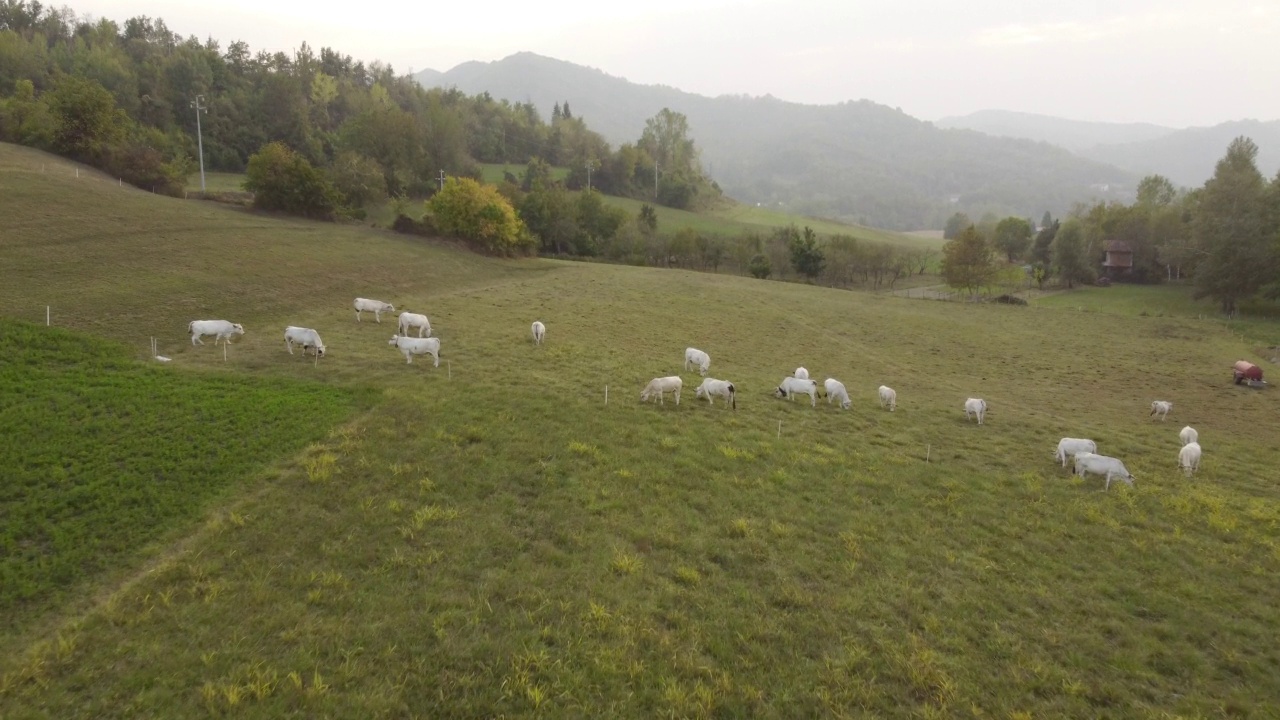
<box><xmin>191</xmin><ymin>95</ymin><xmax>207</xmax><ymax>192</ymax></box>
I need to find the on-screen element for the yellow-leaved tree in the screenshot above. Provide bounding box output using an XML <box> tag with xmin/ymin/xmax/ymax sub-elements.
<box><xmin>427</xmin><ymin>177</ymin><xmax>534</xmax><ymax>256</ymax></box>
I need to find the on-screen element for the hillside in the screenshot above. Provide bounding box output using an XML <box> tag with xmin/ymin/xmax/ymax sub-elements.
<box><xmin>936</xmin><ymin>111</ymin><xmax>1280</xmax><ymax>188</ymax></box>
<box><xmin>414</xmin><ymin>53</ymin><xmax>1135</xmax><ymax>230</ymax></box>
<box><xmin>4</xmin><ymin>142</ymin><xmax>1280</xmax><ymax>717</ymax></box>
<box><xmin>936</xmin><ymin>110</ymin><xmax>1176</xmax><ymax>151</ymax></box>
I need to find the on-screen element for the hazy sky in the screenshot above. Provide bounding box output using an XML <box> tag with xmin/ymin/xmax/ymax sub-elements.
<box><xmin>72</xmin><ymin>0</ymin><xmax>1278</xmax><ymax>127</ymax></box>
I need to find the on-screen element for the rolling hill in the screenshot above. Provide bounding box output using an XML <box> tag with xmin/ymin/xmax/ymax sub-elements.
<box><xmin>5</xmin><ymin>142</ymin><xmax>1280</xmax><ymax>717</ymax></box>
<box><xmin>938</xmin><ymin>111</ymin><xmax>1280</xmax><ymax>188</ymax></box>
<box><xmin>414</xmin><ymin>53</ymin><xmax>1134</xmax><ymax>230</ymax></box>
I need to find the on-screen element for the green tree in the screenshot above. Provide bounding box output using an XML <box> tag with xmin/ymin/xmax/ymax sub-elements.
<box><xmin>328</xmin><ymin>151</ymin><xmax>386</xmax><ymax>207</ymax></box>
<box><xmin>244</xmin><ymin>141</ymin><xmax>342</xmax><ymax>220</ymax></box>
<box><xmin>748</xmin><ymin>254</ymin><xmax>772</xmax><ymax>279</ymax></box>
<box><xmin>46</xmin><ymin>75</ymin><xmax>124</xmax><ymax>162</ymax></box>
<box><xmin>789</xmin><ymin>226</ymin><xmax>826</xmax><ymax>281</ymax></box>
<box><xmin>1051</xmin><ymin>219</ymin><xmax>1092</xmax><ymax>289</ymax></box>
<box><xmin>1030</xmin><ymin>220</ymin><xmax>1058</xmax><ymax>265</ymax></box>
<box><xmin>428</xmin><ymin>176</ymin><xmax>533</xmax><ymax>256</ymax></box>
<box><xmin>1040</xmin><ymin>211</ymin><xmax>1052</xmax><ymax>230</ymax></box>
<box><xmin>943</xmin><ymin>212</ymin><xmax>971</xmax><ymax>240</ymax></box>
<box><xmin>993</xmin><ymin>216</ymin><xmax>1033</xmax><ymax>262</ymax></box>
<box><xmin>1136</xmin><ymin>174</ymin><xmax>1177</xmax><ymax>207</ymax></box>
<box><xmin>1192</xmin><ymin>137</ymin><xmax>1272</xmax><ymax>313</ymax></box>
<box><xmin>637</xmin><ymin>203</ymin><xmax>658</xmax><ymax>236</ymax></box>
<box><xmin>940</xmin><ymin>225</ymin><xmax>995</xmax><ymax>296</ymax></box>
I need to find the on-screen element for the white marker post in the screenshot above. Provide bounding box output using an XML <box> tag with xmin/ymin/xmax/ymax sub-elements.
<box><xmin>223</xmin><ymin>342</ymin><xmax>227</xmax><ymax>362</ymax></box>
<box><xmin>926</xmin><ymin>444</ymin><xmax>931</xmax><ymax>463</ymax></box>
<box><xmin>46</xmin><ymin>305</ymin><xmax>50</xmax><ymax>326</ymax></box>
<box><xmin>777</xmin><ymin>420</ymin><xmax>782</xmax><ymax>438</ymax></box>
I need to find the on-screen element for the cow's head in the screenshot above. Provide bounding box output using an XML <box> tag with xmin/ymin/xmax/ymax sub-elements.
<box><xmin>232</xmin><ymin>323</ymin><xmax>245</xmax><ymax>334</ymax></box>
<box><xmin>388</xmin><ymin>335</ymin><xmax>400</xmax><ymax>346</ymax></box>
<box><xmin>774</xmin><ymin>386</ymin><xmax>786</xmax><ymax>397</ymax></box>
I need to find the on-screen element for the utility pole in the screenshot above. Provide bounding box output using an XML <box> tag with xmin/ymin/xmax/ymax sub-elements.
<box><xmin>654</xmin><ymin>161</ymin><xmax>659</xmax><ymax>199</ymax></box>
<box><xmin>438</xmin><ymin>170</ymin><xmax>446</xmax><ymax>192</ymax></box>
<box><xmin>586</xmin><ymin>160</ymin><xmax>595</xmax><ymax>192</ymax></box>
<box><xmin>191</xmin><ymin>95</ymin><xmax>207</xmax><ymax>192</ymax></box>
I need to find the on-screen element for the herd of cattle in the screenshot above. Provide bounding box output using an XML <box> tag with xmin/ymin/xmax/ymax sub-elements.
<box><xmin>184</xmin><ymin>297</ymin><xmax>1204</xmax><ymax>492</ymax></box>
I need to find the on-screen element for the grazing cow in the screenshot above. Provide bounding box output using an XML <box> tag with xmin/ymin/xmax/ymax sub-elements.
<box><xmin>388</xmin><ymin>334</ymin><xmax>440</xmax><ymax>366</ymax></box>
<box><xmin>823</xmin><ymin>378</ymin><xmax>851</xmax><ymax>410</ymax></box>
<box><xmin>283</xmin><ymin>326</ymin><xmax>326</xmax><ymax>357</ymax></box>
<box><xmin>1150</xmin><ymin>400</ymin><xmax>1173</xmax><ymax>421</ymax></box>
<box><xmin>397</xmin><ymin>311</ymin><xmax>431</xmax><ymax>338</ymax></box>
<box><xmin>641</xmin><ymin>376</ymin><xmax>683</xmax><ymax>405</ymax></box>
<box><xmin>353</xmin><ymin>298</ymin><xmax>395</xmax><ymax>323</ymax></box>
<box><xmin>1055</xmin><ymin>438</ymin><xmax>1097</xmax><ymax>468</ymax></box>
<box><xmin>1073</xmin><ymin>452</ymin><xmax>1135</xmax><ymax>490</ymax></box>
<box><xmin>188</xmin><ymin>320</ymin><xmax>244</xmax><ymax>346</ymax></box>
<box><xmin>1179</xmin><ymin>426</ymin><xmax>1198</xmax><ymax>447</ymax></box>
<box><xmin>775</xmin><ymin>377</ymin><xmax>818</xmax><ymax>407</ymax></box>
<box><xmin>531</xmin><ymin>321</ymin><xmax>546</xmax><ymax>346</ymax></box>
<box><xmin>684</xmin><ymin>348</ymin><xmax>711</xmax><ymax>376</ymax></box>
<box><xmin>964</xmin><ymin>398</ymin><xmax>988</xmax><ymax>425</ymax></box>
<box><xmin>694</xmin><ymin>378</ymin><xmax>736</xmax><ymax>409</ymax></box>
<box><xmin>794</xmin><ymin>367</ymin><xmax>810</xmax><ymax>380</ymax></box>
<box><xmin>1178</xmin><ymin>442</ymin><xmax>1202</xmax><ymax>477</ymax></box>
<box><xmin>878</xmin><ymin>385</ymin><xmax>897</xmax><ymax>412</ymax></box>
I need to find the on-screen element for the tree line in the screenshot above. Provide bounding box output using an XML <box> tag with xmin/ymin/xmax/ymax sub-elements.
<box><xmin>938</xmin><ymin>137</ymin><xmax>1280</xmax><ymax>313</ymax></box>
<box><xmin>0</xmin><ymin>1</ymin><xmax>718</xmax><ymax>210</ymax></box>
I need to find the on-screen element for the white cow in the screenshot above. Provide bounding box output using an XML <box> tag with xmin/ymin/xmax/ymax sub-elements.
<box><xmin>353</xmin><ymin>298</ymin><xmax>395</xmax><ymax>323</ymax></box>
<box><xmin>188</xmin><ymin>320</ymin><xmax>244</xmax><ymax>346</ymax></box>
<box><xmin>684</xmin><ymin>348</ymin><xmax>711</xmax><ymax>376</ymax></box>
<box><xmin>694</xmin><ymin>378</ymin><xmax>736</xmax><ymax>409</ymax></box>
<box><xmin>389</xmin><ymin>334</ymin><xmax>440</xmax><ymax>366</ymax></box>
<box><xmin>641</xmin><ymin>376</ymin><xmax>683</xmax><ymax>405</ymax></box>
<box><xmin>531</xmin><ymin>321</ymin><xmax>546</xmax><ymax>346</ymax></box>
<box><xmin>397</xmin><ymin>311</ymin><xmax>431</xmax><ymax>338</ymax></box>
<box><xmin>1055</xmin><ymin>438</ymin><xmax>1098</xmax><ymax>468</ymax></box>
<box><xmin>794</xmin><ymin>367</ymin><xmax>810</xmax><ymax>380</ymax></box>
<box><xmin>823</xmin><ymin>378</ymin><xmax>851</xmax><ymax>410</ymax></box>
<box><xmin>964</xmin><ymin>398</ymin><xmax>988</xmax><ymax>425</ymax></box>
<box><xmin>283</xmin><ymin>326</ymin><xmax>326</xmax><ymax>357</ymax></box>
<box><xmin>1150</xmin><ymin>400</ymin><xmax>1172</xmax><ymax>421</ymax></box>
<box><xmin>775</xmin><ymin>377</ymin><xmax>818</xmax><ymax>407</ymax></box>
<box><xmin>1179</xmin><ymin>426</ymin><xmax>1198</xmax><ymax>447</ymax></box>
<box><xmin>1073</xmin><ymin>452</ymin><xmax>1135</xmax><ymax>490</ymax></box>
<box><xmin>1178</xmin><ymin>442</ymin><xmax>1202</xmax><ymax>477</ymax></box>
<box><xmin>878</xmin><ymin>385</ymin><xmax>897</xmax><ymax>412</ymax></box>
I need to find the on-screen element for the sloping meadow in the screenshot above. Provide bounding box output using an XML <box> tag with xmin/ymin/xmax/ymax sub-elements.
<box><xmin>3</xmin><ymin>143</ymin><xmax>1279</xmax><ymax>717</ymax></box>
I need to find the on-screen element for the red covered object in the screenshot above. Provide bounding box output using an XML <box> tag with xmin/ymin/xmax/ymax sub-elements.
<box><xmin>1233</xmin><ymin>360</ymin><xmax>1263</xmax><ymax>383</ymax></box>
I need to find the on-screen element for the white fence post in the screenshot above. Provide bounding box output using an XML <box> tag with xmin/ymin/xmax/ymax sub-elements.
<box><xmin>46</xmin><ymin>305</ymin><xmax>50</xmax><ymax>326</ymax></box>
<box><xmin>605</xmin><ymin>384</ymin><xmax>609</xmax><ymax>406</ymax></box>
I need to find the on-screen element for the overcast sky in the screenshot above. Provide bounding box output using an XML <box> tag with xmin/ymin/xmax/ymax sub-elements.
<box><xmin>72</xmin><ymin>0</ymin><xmax>1278</xmax><ymax>127</ymax></box>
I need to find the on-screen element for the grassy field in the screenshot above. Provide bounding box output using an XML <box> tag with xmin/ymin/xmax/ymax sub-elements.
<box><xmin>6</xmin><ymin>142</ymin><xmax>1280</xmax><ymax>717</ymax></box>
<box><xmin>1036</xmin><ymin>283</ymin><xmax>1280</xmax><ymax>348</ymax></box>
<box><xmin>186</xmin><ymin>171</ymin><xmax>247</xmax><ymax>193</ymax></box>
<box><xmin>0</xmin><ymin>320</ymin><xmax>359</xmax><ymax>627</ymax></box>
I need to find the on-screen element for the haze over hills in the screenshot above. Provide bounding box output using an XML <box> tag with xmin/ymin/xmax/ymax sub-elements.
<box><xmin>940</xmin><ymin>111</ymin><xmax>1280</xmax><ymax>188</ymax></box>
<box><xmin>414</xmin><ymin>53</ymin><xmax>1133</xmax><ymax>231</ymax></box>
<box><xmin>935</xmin><ymin>110</ymin><xmax>1177</xmax><ymax>152</ymax></box>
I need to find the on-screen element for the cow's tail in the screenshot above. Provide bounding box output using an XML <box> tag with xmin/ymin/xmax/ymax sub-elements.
<box><xmin>729</xmin><ymin>383</ymin><xmax>736</xmax><ymax>410</ymax></box>
<box><xmin>187</xmin><ymin>321</ymin><xmax>194</xmax><ymax>335</ymax></box>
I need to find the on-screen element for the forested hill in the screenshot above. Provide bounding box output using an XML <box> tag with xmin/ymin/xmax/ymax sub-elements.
<box><xmin>937</xmin><ymin>111</ymin><xmax>1280</xmax><ymax>189</ymax></box>
<box><xmin>415</xmin><ymin>53</ymin><xmax>1134</xmax><ymax>230</ymax></box>
<box><xmin>936</xmin><ymin>110</ymin><xmax>1177</xmax><ymax>152</ymax></box>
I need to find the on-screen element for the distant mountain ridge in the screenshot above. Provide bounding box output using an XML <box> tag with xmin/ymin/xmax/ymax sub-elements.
<box><xmin>939</xmin><ymin>110</ymin><xmax>1280</xmax><ymax>188</ymax></box>
<box><xmin>413</xmin><ymin>53</ymin><xmax>1133</xmax><ymax>230</ymax></box>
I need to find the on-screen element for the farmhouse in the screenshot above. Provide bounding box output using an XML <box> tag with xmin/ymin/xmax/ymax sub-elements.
<box><xmin>1102</xmin><ymin>240</ymin><xmax>1134</xmax><ymax>279</ymax></box>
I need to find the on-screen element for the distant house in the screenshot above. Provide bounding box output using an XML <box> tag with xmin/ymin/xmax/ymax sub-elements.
<box><xmin>1102</xmin><ymin>240</ymin><xmax>1134</xmax><ymax>278</ymax></box>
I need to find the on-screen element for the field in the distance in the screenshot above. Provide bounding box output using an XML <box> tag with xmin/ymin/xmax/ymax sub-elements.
<box><xmin>5</xmin><ymin>142</ymin><xmax>1280</xmax><ymax>717</ymax></box>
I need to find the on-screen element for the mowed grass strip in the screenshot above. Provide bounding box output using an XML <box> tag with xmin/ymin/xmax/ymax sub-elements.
<box><xmin>0</xmin><ymin>319</ymin><xmax>361</xmax><ymax>629</ymax></box>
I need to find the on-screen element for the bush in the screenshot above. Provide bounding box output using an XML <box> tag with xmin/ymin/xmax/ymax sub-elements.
<box><xmin>244</xmin><ymin>141</ymin><xmax>343</xmax><ymax>220</ymax></box>
<box><xmin>426</xmin><ymin>177</ymin><xmax>534</xmax><ymax>256</ymax></box>
<box><xmin>749</xmin><ymin>254</ymin><xmax>772</xmax><ymax>279</ymax></box>
<box><xmin>392</xmin><ymin>213</ymin><xmax>437</xmax><ymax>237</ymax></box>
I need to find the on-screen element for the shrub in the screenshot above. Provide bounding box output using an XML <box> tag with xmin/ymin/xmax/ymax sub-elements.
<box><xmin>749</xmin><ymin>254</ymin><xmax>772</xmax><ymax>279</ymax></box>
<box><xmin>244</xmin><ymin>141</ymin><xmax>343</xmax><ymax>220</ymax></box>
